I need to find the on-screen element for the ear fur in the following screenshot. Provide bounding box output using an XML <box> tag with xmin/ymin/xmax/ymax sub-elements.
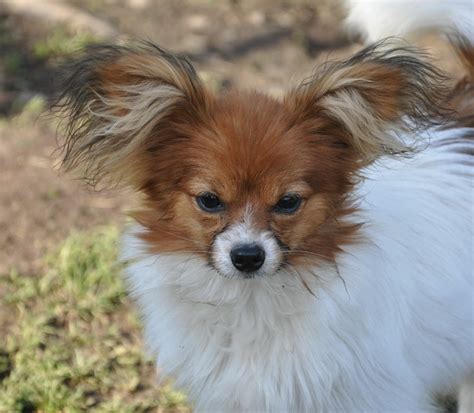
<box><xmin>285</xmin><ymin>40</ymin><xmax>449</xmax><ymax>163</ymax></box>
<box><xmin>55</xmin><ymin>41</ymin><xmax>210</xmax><ymax>188</ymax></box>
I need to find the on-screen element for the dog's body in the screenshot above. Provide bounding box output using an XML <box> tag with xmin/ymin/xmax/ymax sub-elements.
<box><xmin>124</xmin><ymin>124</ymin><xmax>473</xmax><ymax>412</ymax></box>
<box><xmin>344</xmin><ymin>0</ymin><xmax>473</xmax><ymax>44</ymax></box>
<box><xmin>57</xmin><ymin>1</ymin><xmax>473</xmax><ymax>411</ymax></box>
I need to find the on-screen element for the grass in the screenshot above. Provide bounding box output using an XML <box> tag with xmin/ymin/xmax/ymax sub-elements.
<box><xmin>33</xmin><ymin>28</ymin><xmax>98</xmax><ymax>61</ymax></box>
<box><xmin>0</xmin><ymin>227</ymin><xmax>188</xmax><ymax>412</ymax></box>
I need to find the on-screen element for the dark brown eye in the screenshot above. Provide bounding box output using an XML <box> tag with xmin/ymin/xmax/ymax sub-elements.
<box><xmin>273</xmin><ymin>194</ymin><xmax>302</xmax><ymax>214</ymax></box>
<box><xmin>196</xmin><ymin>193</ymin><xmax>224</xmax><ymax>213</ymax></box>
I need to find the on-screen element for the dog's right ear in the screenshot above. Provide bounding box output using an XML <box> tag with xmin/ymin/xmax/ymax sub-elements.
<box><xmin>56</xmin><ymin>42</ymin><xmax>210</xmax><ymax>188</ymax></box>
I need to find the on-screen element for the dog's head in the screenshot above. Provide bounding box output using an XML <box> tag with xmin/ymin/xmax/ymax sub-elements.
<box><xmin>57</xmin><ymin>41</ymin><xmax>445</xmax><ymax>279</ymax></box>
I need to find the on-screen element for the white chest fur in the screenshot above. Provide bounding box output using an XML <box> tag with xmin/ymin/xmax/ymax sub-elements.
<box><xmin>123</xmin><ymin>128</ymin><xmax>474</xmax><ymax>412</ymax></box>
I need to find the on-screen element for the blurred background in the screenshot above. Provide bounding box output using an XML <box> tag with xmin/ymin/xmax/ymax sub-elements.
<box><xmin>0</xmin><ymin>0</ymin><xmax>461</xmax><ymax>411</ymax></box>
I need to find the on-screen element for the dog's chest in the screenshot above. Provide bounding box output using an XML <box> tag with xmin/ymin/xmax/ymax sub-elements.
<box><xmin>157</xmin><ymin>284</ymin><xmax>338</xmax><ymax>411</ymax></box>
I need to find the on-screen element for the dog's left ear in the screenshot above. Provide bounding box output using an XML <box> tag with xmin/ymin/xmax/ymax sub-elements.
<box><xmin>285</xmin><ymin>41</ymin><xmax>448</xmax><ymax>163</ymax></box>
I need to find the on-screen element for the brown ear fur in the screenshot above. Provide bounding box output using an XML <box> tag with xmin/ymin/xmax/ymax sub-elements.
<box><xmin>55</xmin><ymin>42</ymin><xmax>211</xmax><ymax>188</ymax></box>
<box><xmin>285</xmin><ymin>40</ymin><xmax>449</xmax><ymax>163</ymax></box>
<box><xmin>445</xmin><ymin>35</ymin><xmax>474</xmax><ymax>128</ymax></box>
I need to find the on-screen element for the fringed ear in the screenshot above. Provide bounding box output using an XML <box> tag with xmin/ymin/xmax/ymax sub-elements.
<box><xmin>55</xmin><ymin>41</ymin><xmax>210</xmax><ymax>188</ymax></box>
<box><xmin>285</xmin><ymin>40</ymin><xmax>449</xmax><ymax>163</ymax></box>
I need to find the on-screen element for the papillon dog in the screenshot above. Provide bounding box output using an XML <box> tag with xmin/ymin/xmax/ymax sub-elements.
<box><xmin>57</xmin><ymin>1</ymin><xmax>473</xmax><ymax>411</ymax></box>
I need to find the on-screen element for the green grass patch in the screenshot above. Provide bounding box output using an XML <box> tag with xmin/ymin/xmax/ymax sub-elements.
<box><xmin>33</xmin><ymin>28</ymin><xmax>98</xmax><ymax>60</ymax></box>
<box><xmin>0</xmin><ymin>227</ymin><xmax>188</xmax><ymax>412</ymax></box>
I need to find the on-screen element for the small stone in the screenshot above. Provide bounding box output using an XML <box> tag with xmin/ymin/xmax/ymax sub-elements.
<box><xmin>275</xmin><ymin>12</ymin><xmax>294</xmax><ymax>27</ymax></box>
<box><xmin>127</xmin><ymin>0</ymin><xmax>150</xmax><ymax>9</ymax></box>
<box><xmin>185</xmin><ymin>14</ymin><xmax>209</xmax><ymax>32</ymax></box>
<box><xmin>181</xmin><ymin>34</ymin><xmax>207</xmax><ymax>54</ymax></box>
<box><xmin>247</xmin><ymin>11</ymin><xmax>265</xmax><ymax>26</ymax></box>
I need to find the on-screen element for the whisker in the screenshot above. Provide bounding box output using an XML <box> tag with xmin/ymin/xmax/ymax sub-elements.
<box><xmin>284</xmin><ymin>263</ymin><xmax>317</xmax><ymax>298</ymax></box>
<box><xmin>289</xmin><ymin>254</ymin><xmax>349</xmax><ymax>296</ymax></box>
<box><xmin>302</xmin><ymin>262</ymin><xmax>350</xmax><ymax>298</ymax></box>
<box><xmin>290</xmin><ymin>249</ymin><xmax>332</xmax><ymax>260</ymax></box>
<box><xmin>334</xmin><ymin>263</ymin><xmax>350</xmax><ymax>298</ymax></box>
<box><xmin>306</xmin><ymin>268</ymin><xmax>321</xmax><ymax>280</ymax></box>
<box><xmin>187</xmin><ymin>299</ymin><xmax>217</xmax><ymax>307</ymax></box>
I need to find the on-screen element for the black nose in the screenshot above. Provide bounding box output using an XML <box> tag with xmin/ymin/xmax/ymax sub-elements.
<box><xmin>230</xmin><ymin>244</ymin><xmax>266</xmax><ymax>273</ymax></box>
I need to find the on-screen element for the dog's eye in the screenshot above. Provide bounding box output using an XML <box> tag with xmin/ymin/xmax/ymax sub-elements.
<box><xmin>273</xmin><ymin>194</ymin><xmax>302</xmax><ymax>214</ymax></box>
<box><xmin>196</xmin><ymin>193</ymin><xmax>224</xmax><ymax>213</ymax></box>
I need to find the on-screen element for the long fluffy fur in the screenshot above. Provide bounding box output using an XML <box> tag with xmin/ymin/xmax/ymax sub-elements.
<box><xmin>55</xmin><ymin>4</ymin><xmax>474</xmax><ymax>412</ymax></box>
<box><xmin>343</xmin><ymin>2</ymin><xmax>474</xmax><ymax>411</ymax></box>
<box><xmin>286</xmin><ymin>40</ymin><xmax>449</xmax><ymax>162</ymax></box>
<box><xmin>55</xmin><ymin>42</ymin><xmax>209</xmax><ymax>187</ymax></box>
<box><xmin>124</xmin><ymin>125</ymin><xmax>473</xmax><ymax>412</ymax></box>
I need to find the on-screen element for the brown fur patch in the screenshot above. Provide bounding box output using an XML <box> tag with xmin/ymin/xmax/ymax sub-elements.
<box><xmin>56</xmin><ymin>42</ymin><xmax>212</xmax><ymax>188</ymax></box>
<box><xmin>132</xmin><ymin>90</ymin><xmax>361</xmax><ymax>265</ymax></box>
<box><xmin>286</xmin><ymin>40</ymin><xmax>448</xmax><ymax>162</ymax></box>
<box><xmin>445</xmin><ymin>38</ymin><xmax>474</xmax><ymax>128</ymax></box>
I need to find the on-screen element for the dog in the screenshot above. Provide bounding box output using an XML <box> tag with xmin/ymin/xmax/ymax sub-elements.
<box><xmin>57</xmin><ymin>2</ymin><xmax>473</xmax><ymax>411</ymax></box>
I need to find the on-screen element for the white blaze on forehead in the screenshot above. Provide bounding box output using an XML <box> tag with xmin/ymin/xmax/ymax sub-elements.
<box><xmin>212</xmin><ymin>207</ymin><xmax>282</xmax><ymax>278</ymax></box>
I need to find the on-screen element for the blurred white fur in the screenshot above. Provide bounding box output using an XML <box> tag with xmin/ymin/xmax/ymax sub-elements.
<box><xmin>345</xmin><ymin>2</ymin><xmax>474</xmax><ymax>411</ymax></box>
<box><xmin>345</xmin><ymin>0</ymin><xmax>474</xmax><ymax>43</ymax></box>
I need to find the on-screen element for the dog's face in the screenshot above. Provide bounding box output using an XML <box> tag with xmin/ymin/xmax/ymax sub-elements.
<box><xmin>58</xmin><ymin>42</ymin><xmax>444</xmax><ymax>279</ymax></box>
<box><xmin>134</xmin><ymin>91</ymin><xmax>359</xmax><ymax>279</ymax></box>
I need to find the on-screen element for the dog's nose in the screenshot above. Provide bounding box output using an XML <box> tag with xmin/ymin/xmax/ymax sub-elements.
<box><xmin>230</xmin><ymin>244</ymin><xmax>265</xmax><ymax>273</ymax></box>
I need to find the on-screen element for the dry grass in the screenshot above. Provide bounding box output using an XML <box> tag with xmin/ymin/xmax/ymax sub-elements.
<box><xmin>0</xmin><ymin>227</ymin><xmax>189</xmax><ymax>412</ymax></box>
